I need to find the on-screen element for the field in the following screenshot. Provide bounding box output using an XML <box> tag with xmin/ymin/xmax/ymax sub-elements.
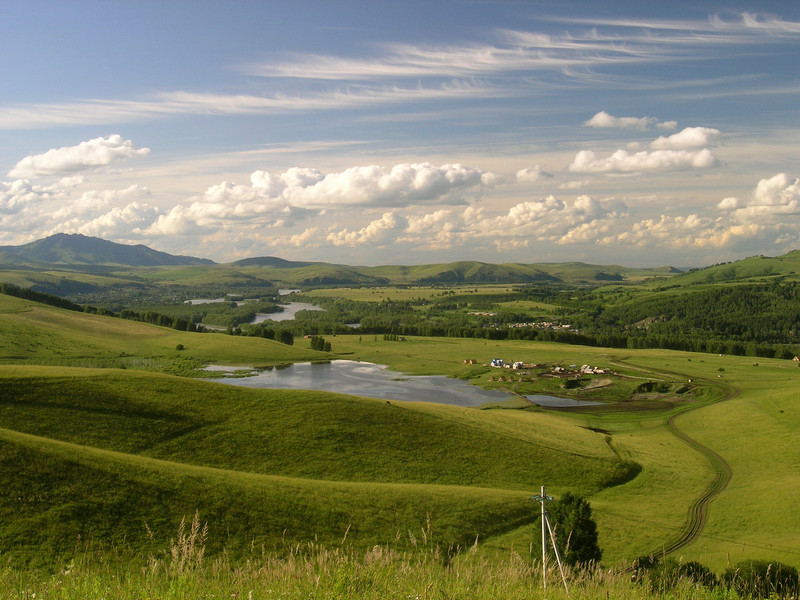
<box><xmin>302</xmin><ymin>285</ymin><xmax>520</xmax><ymax>302</ymax></box>
<box><xmin>1</xmin><ymin>286</ymin><xmax>800</xmax><ymax>593</ymax></box>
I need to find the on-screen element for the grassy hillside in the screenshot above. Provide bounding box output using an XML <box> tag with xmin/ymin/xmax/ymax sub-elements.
<box><xmin>0</xmin><ymin>365</ymin><xmax>633</xmax><ymax>565</ymax></box>
<box><xmin>653</xmin><ymin>251</ymin><xmax>800</xmax><ymax>287</ymax></box>
<box><xmin>0</xmin><ymin>292</ymin><xmax>319</xmax><ymax>369</ymax></box>
<box><xmin>3</xmin><ymin>290</ymin><xmax>800</xmax><ymax>572</ymax></box>
<box><xmin>1</xmin><ymin>254</ymin><xmax>681</xmax><ymax>299</ymax></box>
<box><xmin>321</xmin><ymin>335</ymin><xmax>800</xmax><ymax>568</ymax></box>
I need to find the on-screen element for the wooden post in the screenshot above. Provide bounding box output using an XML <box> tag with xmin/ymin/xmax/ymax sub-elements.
<box><xmin>541</xmin><ymin>485</ymin><xmax>547</xmax><ymax>591</ymax></box>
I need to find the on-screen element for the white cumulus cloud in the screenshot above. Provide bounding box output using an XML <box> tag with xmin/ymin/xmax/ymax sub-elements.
<box><xmin>717</xmin><ymin>197</ymin><xmax>741</xmax><ymax>210</ymax></box>
<box><xmin>583</xmin><ymin>111</ymin><xmax>676</xmax><ymax>130</ymax></box>
<box><xmin>729</xmin><ymin>173</ymin><xmax>800</xmax><ymax>221</ymax></box>
<box><xmin>327</xmin><ymin>212</ymin><xmax>407</xmax><ymax>246</ymax></box>
<box><xmin>516</xmin><ymin>165</ymin><xmax>553</xmax><ymax>183</ymax></box>
<box><xmin>650</xmin><ymin>127</ymin><xmax>720</xmax><ymax>150</ymax></box>
<box><xmin>74</xmin><ymin>201</ymin><xmax>161</xmax><ymax>239</ymax></box>
<box><xmin>287</xmin><ymin>162</ymin><xmax>489</xmax><ymax>208</ymax></box>
<box><xmin>569</xmin><ymin>148</ymin><xmax>718</xmax><ymax>174</ymax></box>
<box><xmin>9</xmin><ymin>135</ymin><xmax>150</xmax><ymax>178</ymax></box>
<box><xmin>0</xmin><ymin>179</ymin><xmax>63</xmax><ymax>213</ymax></box>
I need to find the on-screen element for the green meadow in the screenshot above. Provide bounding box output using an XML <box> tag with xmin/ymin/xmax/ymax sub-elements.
<box><xmin>1</xmin><ymin>286</ymin><xmax>800</xmax><ymax>593</ymax></box>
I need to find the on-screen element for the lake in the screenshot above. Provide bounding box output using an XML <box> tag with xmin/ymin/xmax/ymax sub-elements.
<box><xmin>208</xmin><ymin>360</ymin><xmax>596</xmax><ymax>408</ymax></box>
<box><xmin>251</xmin><ymin>302</ymin><xmax>324</xmax><ymax>323</ymax></box>
<box><xmin>186</xmin><ymin>295</ymin><xmax>324</xmax><ymax>325</ymax></box>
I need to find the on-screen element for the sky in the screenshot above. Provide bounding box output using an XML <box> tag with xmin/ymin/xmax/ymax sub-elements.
<box><xmin>1</xmin><ymin>1</ymin><xmax>799</xmax><ymax>267</ymax></box>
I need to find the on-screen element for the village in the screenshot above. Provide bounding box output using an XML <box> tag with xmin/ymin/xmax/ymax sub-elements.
<box><xmin>467</xmin><ymin>313</ymin><xmax>581</xmax><ymax>334</ymax></box>
<box><xmin>463</xmin><ymin>357</ymin><xmax>610</xmax><ymax>383</ymax></box>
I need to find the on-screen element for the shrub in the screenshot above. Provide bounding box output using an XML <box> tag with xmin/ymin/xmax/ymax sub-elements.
<box><xmin>541</xmin><ymin>492</ymin><xmax>601</xmax><ymax>567</ymax></box>
<box><xmin>678</xmin><ymin>560</ymin><xmax>717</xmax><ymax>587</ymax></box>
<box><xmin>722</xmin><ymin>559</ymin><xmax>799</xmax><ymax>598</ymax></box>
<box><xmin>632</xmin><ymin>556</ymin><xmax>717</xmax><ymax>591</ymax></box>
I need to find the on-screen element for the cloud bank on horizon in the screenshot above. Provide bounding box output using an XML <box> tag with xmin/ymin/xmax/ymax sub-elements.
<box><xmin>1</xmin><ymin>2</ymin><xmax>799</xmax><ymax>267</ymax></box>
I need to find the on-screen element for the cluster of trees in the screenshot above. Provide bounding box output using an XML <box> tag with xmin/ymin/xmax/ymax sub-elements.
<box><xmin>578</xmin><ymin>281</ymin><xmax>800</xmax><ymax>345</ymax></box>
<box><xmin>118</xmin><ymin>309</ymin><xmax>199</xmax><ymax>332</ymax></box>
<box><xmin>539</xmin><ymin>492</ymin><xmax>602</xmax><ymax>567</ymax></box>
<box><xmin>255</xmin><ymin>287</ymin><xmax>800</xmax><ymax>359</ymax></box>
<box><xmin>244</xmin><ymin>323</ymin><xmax>294</xmax><ymax>345</ymax></box>
<box><xmin>309</xmin><ymin>335</ymin><xmax>331</xmax><ymax>352</ymax></box>
<box><xmin>0</xmin><ymin>282</ymin><xmax>103</xmax><ymax>314</ymax></box>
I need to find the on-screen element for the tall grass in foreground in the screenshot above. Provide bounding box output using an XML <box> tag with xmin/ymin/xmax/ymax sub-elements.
<box><xmin>1</xmin><ymin>514</ymin><xmax>748</xmax><ymax>600</ymax></box>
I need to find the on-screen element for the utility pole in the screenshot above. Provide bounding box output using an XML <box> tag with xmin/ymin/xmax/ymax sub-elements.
<box><xmin>531</xmin><ymin>486</ymin><xmax>570</xmax><ymax>595</ymax></box>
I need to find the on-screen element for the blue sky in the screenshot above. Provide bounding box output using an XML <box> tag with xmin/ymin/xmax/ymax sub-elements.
<box><xmin>1</xmin><ymin>0</ymin><xmax>799</xmax><ymax>267</ymax></box>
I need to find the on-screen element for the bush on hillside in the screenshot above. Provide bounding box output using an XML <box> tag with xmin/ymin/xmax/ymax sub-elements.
<box><xmin>540</xmin><ymin>492</ymin><xmax>601</xmax><ymax>567</ymax></box>
<box><xmin>722</xmin><ymin>559</ymin><xmax>799</xmax><ymax>598</ymax></box>
<box><xmin>635</xmin><ymin>557</ymin><xmax>717</xmax><ymax>591</ymax></box>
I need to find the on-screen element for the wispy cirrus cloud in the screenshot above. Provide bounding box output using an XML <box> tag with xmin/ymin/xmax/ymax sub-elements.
<box><xmin>2</xmin><ymin>12</ymin><xmax>796</xmax><ymax>133</ymax></box>
<box><xmin>242</xmin><ymin>35</ymin><xmax>649</xmax><ymax>80</ymax></box>
<box><xmin>0</xmin><ymin>82</ymin><xmax>503</xmax><ymax>130</ymax></box>
<box><xmin>245</xmin><ymin>12</ymin><xmax>800</xmax><ymax>83</ymax></box>
<box><xmin>552</xmin><ymin>11</ymin><xmax>800</xmax><ymax>37</ymax></box>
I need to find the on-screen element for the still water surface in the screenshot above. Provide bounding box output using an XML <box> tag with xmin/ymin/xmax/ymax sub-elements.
<box><xmin>210</xmin><ymin>360</ymin><xmax>599</xmax><ymax>408</ymax></box>
<box><xmin>251</xmin><ymin>302</ymin><xmax>323</xmax><ymax>323</ymax></box>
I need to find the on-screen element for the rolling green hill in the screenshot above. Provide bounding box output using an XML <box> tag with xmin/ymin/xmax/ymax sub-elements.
<box><xmin>0</xmin><ymin>290</ymin><xmax>642</xmax><ymax>565</ymax></box>
<box><xmin>0</xmin><ymin>234</ymin><xmax>684</xmax><ymax>296</ymax></box>
<box><xmin>651</xmin><ymin>251</ymin><xmax>800</xmax><ymax>287</ymax></box>
<box><xmin>0</xmin><ymin>362</ymin><xmax>632</xmax><ymax>565</ymax></box>
<box><xmin>4</xmin><ymin>244</ymin><xmax>800</xmax><ymax>574</ymax></box>
<box><xmin>0</xmin><ymin>291</ymin><xmax>319</xmax><ymax>369</ymax></box>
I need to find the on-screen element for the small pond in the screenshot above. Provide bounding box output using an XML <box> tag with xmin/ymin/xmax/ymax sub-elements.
<box><xmin>207</xmin><ymin>360</ymin><xmax>599</xmax><ymax>408</ymax></box>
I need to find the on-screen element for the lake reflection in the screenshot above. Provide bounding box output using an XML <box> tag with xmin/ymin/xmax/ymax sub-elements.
<box><xmin>211</xmin><ymin>360</ymin><xmax>513</xmax><ymax>407</ymax></box>
<box><xmin>251</xmin><ymin>302</ymin><xmax>323</xmax><ymax>323</ymax></box>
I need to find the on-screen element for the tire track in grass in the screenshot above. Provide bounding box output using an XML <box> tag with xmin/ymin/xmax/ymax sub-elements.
<box><xmin>654</xmin><ymin>386</ymin><xmax>735</xmax><ymax>557</ymax></box>
<box><xmin>656</xmin><ymin>413</ymin><xmax>733</xmax><ymax>556</ymax></box>
<box><xmin>610</xmin><ymin>356</ymin><xmax>736</xmax><ymax>557</ymax></box>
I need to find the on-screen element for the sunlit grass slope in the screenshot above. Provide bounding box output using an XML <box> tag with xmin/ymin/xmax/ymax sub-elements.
<box><xmin>0</xmin><ymin>366</ymin><xmax>632</xmax><ymax>490</ymax></box>
<box><xmin>330</xmin><ymin>335</ymin><xmax>800</xmax><ymax>567</ymax></box>
<box><xmin>0</xmin><ymin>365</ymin><xmax>633</xmax><ymax>565</ymax></box>
<box><xmin>664</xmin><ymin>354</ymin><xmax>800</xmax><ymax>569</ymax></box>
<box><xmin>0</xmin><ymin>292</ymin><xmax>321</xmax><ymax>367</ymax></box>
<box><xmin>582</xmin><ymin>350</ymin><xmax>800</xmax><ymax>569</ymax></box>
<box><xmin>0</xmin><ymin>426</ymin><xmax>534</xmax><ymax>567</ymax></box>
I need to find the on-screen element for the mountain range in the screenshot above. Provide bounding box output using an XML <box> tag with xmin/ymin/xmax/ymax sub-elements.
<box><xmin>32</xmin><ymin>233</ymin><xmax>800</xmax><ymax>291</ymax></box>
